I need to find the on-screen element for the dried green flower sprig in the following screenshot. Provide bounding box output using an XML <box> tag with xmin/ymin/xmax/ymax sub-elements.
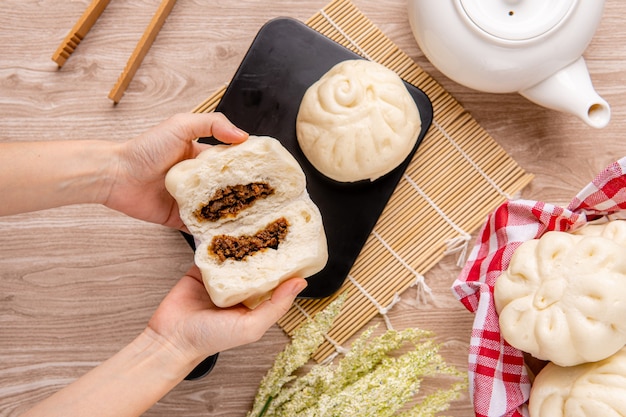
<box><xmin>247</xmin><ymin>293</ymin><xmax>348</xmax><ymax>417</ymax></box>
<box><xmin>248</xmin><ymin>294</ymin><xmax>468</xmax><ymax>417</ymax></box>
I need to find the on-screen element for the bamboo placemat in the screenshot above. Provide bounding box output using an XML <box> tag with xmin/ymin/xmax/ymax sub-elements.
<box><xmin>192</xmin><ymin>0</ymin><xmax>533</xmax><ymax>362</ymax></box>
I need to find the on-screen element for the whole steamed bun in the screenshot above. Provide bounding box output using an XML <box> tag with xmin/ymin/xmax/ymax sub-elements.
<box><xmin>494</xmin><ymin>230</ymin><xmax>626</xmax><ymax>367</ymax></box>
<box><xmin>296</xmin><ymin>59</ymin><xmax>421</xmax><ymax>182</ymax></box>
<box><xmin>529</xmin><ymin>346</ymin><xmax>626</xmax><ymax>417</ymax></box>
<box><xmin>572</xmin><ymin>219</ymin><xmax>626</xmax><ymax>245</ymax></box>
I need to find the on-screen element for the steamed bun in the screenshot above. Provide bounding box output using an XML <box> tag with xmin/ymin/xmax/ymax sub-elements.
<box><xmin>494</xmin><ymin>230</ymin><xmax>626</xmax><ymax>366</ymax></box>
<box><xmin>165</xmin><ymin>136</ymin><xmax>328</xmax><ymax>309</ymax></box>
<box><xmin>296</xmin><ymin>59</ymin><xmax>421</xmax><ymax>182</ymax></box>
<box><xmin>572</xmin><ymin>219</ymin><xmax>626</xmax><ymax>245</ymax></box>
<box><xmin>529</xmin><ymin>346</ymin><xmax>626</xmax><ymax>417</ymax></box>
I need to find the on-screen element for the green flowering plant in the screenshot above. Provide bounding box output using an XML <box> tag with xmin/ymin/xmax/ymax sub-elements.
<box><xmin>247</xmin><ymin>294</ymin><xmax>468</xmax><ymax>417</ymax></box>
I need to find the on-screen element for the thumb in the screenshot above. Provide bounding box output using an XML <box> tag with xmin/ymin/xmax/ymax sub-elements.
<box><xmin>253</xmin><ymin>278</ymin><xmax>308</xmax><ymax>323</ymax></box>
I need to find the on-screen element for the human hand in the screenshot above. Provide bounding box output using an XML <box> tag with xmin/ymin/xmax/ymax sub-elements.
<box><xmin>145</xmin><ymin>266</ymin><xmax>308</xmax><ymax>366</ymax></box>
<box><xmin>18</xmin><ymin>266</ymin><xmax>305</xmax><ymax>417</ymax></box>
<box><xmin>104</xmin><ymin>112</ymin><xmax>248</xmax><ymax>229</ymax></box>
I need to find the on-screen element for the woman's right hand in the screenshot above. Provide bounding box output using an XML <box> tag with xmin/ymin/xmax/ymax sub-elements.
<box><xmin>145</xmin><ymin>266</ymin><xmax>308</xmax><ymax>367</ymax></box>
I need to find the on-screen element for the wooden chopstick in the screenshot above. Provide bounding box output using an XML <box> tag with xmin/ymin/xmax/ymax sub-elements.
<box><xmin>108</xmin><ymin>0</ymin><xmax>178</xmax><ymax>104</ymax></box>
<box><xmin>52</xmin><ymin>0</ymin><xmax>112</xmax><ymax>67</ymax></box>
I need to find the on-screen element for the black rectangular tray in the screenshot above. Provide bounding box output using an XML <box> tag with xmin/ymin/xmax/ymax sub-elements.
<box><xmin>195</xmin><ymin>17</ymin><xmax>433</xmax><ymax>299</ymax></box>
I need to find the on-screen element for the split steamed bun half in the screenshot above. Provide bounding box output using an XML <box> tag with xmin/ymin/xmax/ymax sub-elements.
<box><xmin>165</xmin><ymin>136</ymin><xmax>328</xmax><ymax>309</ymax></box>
<box><xmin>296</xmin><ymin>59</ymin><xmax>421</xmax><ymax>183</ymax></box>
<box><xmin>494</xmin><ymin>228</ymin><xmax>626</xmax><ymax>367</ymax></box>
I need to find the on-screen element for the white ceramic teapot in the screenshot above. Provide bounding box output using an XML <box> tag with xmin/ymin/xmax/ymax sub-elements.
<box><xmin>408</xmin><ymin>0</ymin><xmax>610</xmax><ymax>128</ymax></box>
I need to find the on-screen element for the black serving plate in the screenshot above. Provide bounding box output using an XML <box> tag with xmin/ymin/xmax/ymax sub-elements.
<box><xmin>196</xmin><ymin>17</ymin><xmax>433</xmax><ymax>298</ymax></box>
<box><xmin>184</xmin><ymin>16</ymin><xmax>432</xmax><ymax>380</ymax></box>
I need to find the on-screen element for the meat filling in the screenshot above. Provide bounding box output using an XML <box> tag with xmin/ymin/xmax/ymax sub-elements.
<box><xmin>210</xmin><ymin>217</ymin><xmax>289</xmax><ymax>262</ymax></box>
<box><xmin>195</xmin><ymin>182</ymin><xmax>274</xmax><ymax>222</ymax></box>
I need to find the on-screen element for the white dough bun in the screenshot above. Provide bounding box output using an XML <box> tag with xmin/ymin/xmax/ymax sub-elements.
<box><xmin>165</xmin><ymin>136</ymin><xmax>328</xmax><ymax>308</ymax></box>
<box><xmin>195</xmin><ymin>198</ymin><xmax>327</xmax><ymax>308</ymax></box>
<box><xmin>494</xmin><ymin>230</ymin><xmax>626</xmax><ymax>366</ymax></box>
<box><xmin>165</xmin><ymin>136</ymin><xmax>306</xmax><ymax>237</ymax></box>
<box><xmin>296</xmin><ymin>59</ymin><xmax>421</xmax><ymax>183</ymax></box>
<box><xmin>529</xmin><ymin>346</ymin><xmax>626</xmax><ymax>417</ymax></box>
<box><xmin>572</xmin><ymin>219</ymin><xmax>626</xmax><ymax>245</ymax></box>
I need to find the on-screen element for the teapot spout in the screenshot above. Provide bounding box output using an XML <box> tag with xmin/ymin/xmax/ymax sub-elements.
<box><xmin>519</xmin><ymin>57</ymin><xmax>610</xmax><ymax>129</ymax></box>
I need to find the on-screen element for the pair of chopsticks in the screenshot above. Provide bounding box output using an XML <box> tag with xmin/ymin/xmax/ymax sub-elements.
<box><xmin>52</xmin><ymin>0</ymin><xmax>178</xmax><ymax>104</ymax></box>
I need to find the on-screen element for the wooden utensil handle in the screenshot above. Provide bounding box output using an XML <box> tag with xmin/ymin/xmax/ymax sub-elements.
<box><xmin>108</xmin><ymin>0</ymin><xmax>178</xmax><ymax>104</ymax></box>
<box><xmin>52</xmin><ymin>0</ymin><xmax>112</xmax><ymax>67</ymax></box>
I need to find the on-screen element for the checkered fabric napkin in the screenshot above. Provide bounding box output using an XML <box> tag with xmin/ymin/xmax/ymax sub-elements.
<box><xmin>451</xmin><ymin>156</ymin><xmax>626</xmax><ymax>417</ymax></box>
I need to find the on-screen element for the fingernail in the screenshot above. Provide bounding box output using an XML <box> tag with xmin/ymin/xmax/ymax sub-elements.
<box><xmin>292</xmin><ymin>280</ymin><xmax>308</xmax><ymax>296</ymax></box>
<box><xmin>231</xmin><ymin>126</ymin><xmax>248</xmax><ymax>140</ymax></box>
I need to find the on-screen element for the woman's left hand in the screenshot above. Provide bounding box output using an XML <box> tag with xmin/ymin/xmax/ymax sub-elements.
<box><xmin>104</xmin><ymin>112</ymin><xmax>247</xmax><ymax>229</ymax></box>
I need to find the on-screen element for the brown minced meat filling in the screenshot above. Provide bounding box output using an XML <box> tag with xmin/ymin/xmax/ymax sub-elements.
<box><xmin>195</xmin><ymin>182</ymin><xmax>275</xmax><ymax>222</ymax></box>
<box><xmin>210</xmin><ymin>217</ymin><xmax>289</xmax><ymax>262</ymax></box>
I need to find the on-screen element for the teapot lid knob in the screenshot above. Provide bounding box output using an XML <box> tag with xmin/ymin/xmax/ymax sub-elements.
<box><xmin>458</xmin><ymin>0</ymin><xmax>576</xmax><ymax>41</ymax></box>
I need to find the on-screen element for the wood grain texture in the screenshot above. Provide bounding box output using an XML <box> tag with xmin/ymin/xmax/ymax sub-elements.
<box><xmin>108</xmin><ymin>0</ymin><xmax>178</xmax><ymax>103</ymax></box>
<box><xmin>1</xmin><ymin>1</ymin><xmax>625</xmax><ymax>416</ymax></box>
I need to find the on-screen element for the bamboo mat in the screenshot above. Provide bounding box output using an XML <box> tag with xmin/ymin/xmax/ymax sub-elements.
<box><xmin>192</xmin><ymin>0</ymin><xmax>534</xmax><ymax>362</ymax></box>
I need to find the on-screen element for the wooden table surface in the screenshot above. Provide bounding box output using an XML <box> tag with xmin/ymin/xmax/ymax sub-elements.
<box><xmin>1</xmin><ymin>1</ymin><xmax>625</xmax><ymax>416</ymax></box>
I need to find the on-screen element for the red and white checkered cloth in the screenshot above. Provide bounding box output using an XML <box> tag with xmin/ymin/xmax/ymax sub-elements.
<box><xmin>452</xmin><ymin>157</ymin><xmax>626</xmax><ymax>417</ymax></box>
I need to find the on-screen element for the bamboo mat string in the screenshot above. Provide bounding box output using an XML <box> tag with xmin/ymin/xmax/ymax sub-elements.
<box><xmin>346</xmin><ymin>274</ymin><xmax>401</xmax><ymax>330</ymax></box>
<box><xmin>319</xmin><ymin>9</ymin><xmax>373</xmax><ymax>60</ymax></box>
<box><xmin>402</xmin><ymin>173</ymin><xmax>472</xmax><ymax>267</ymax></box>
<box><xmin>413</xmin><ymin>274</ymin><xmax>434</xmax><ymax>304</ymax></box>
<box><xmin>432</xmin><ymin>119</ymin><xmax>514</xmax><ymax>201</ymax></box>
<box><xmin>371</xmin><ymin>229</ymin><xmax>433</xmax><ymax>308</ymax></box>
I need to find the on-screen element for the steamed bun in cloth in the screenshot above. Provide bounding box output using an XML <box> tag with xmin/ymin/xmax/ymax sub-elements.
<box><xmin>530</xmin><ymin>345</ymin><xmax>626</xmax><ymax>417</ymax></box>
<box><xmin>494</xmin><ymin>230</ymin><xmax>626</xmax><ymax>367</ymax></box>
<box><xmin>452</xmin><ymin>157</ymin><xmax>626</xmax><ymax>417</ymax></box>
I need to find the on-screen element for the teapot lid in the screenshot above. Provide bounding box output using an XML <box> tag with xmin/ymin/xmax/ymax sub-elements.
<box><xmin>458</xmin><ymin>0</ymin><xmax>577</xmax><ymax>41</ymax></box>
